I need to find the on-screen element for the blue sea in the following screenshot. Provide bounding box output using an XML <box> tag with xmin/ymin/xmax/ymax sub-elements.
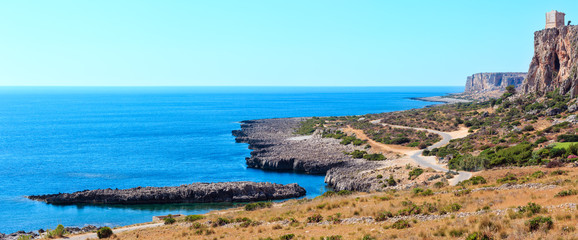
<box><xmin>0</xmin><ymin>86</ymin><xmax>463</xmax><ymax>233</ymax></box>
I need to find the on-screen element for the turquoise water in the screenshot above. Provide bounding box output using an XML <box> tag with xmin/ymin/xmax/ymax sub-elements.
<box><xmin>0</xmin><ymin>86</ymin><xmax>462</xmax><ymax>233</ymax></box>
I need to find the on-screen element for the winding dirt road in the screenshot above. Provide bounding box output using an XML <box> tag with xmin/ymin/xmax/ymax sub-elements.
<box><xmin>368</xmin><ymin>120</ymin><xmax>472</xmax><ymax>185</ymax></box>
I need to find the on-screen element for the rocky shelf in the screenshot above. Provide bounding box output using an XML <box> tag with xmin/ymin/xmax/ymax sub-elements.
<box><xmin>27</xmin><ymin>182</ymin><xmax>306</xmax><ymax>205</ymax></box>
<box><xmin>233</xmin><ymin>118</ymin><xmax>397</xmax><ymax>192</ymax></box>
<box><xmin>232</xmin><ymin>118</ymin><xmax>358</xmax><ymax>174</ymax></box>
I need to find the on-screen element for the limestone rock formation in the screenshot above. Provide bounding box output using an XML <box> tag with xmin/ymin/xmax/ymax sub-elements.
<box><xmin>27</xmin><ymin>182</ymin><xmax>306</xmax><ymax>205</ymax></box>
<box><xmin>465</xmin><ymin>72</ymin><xmax>526</xmax><ymax>93</ymax></box>
<box><xmin>233</xmin><ymin>118</ymin><xmax>357</xmax><ymax>174</ymax></box>
<box><xmin>522</xmin><ymin>25</ymin><xmax>578</xmax><ymax>96</ymax></box>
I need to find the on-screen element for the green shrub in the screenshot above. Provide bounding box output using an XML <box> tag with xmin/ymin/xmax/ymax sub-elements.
<box><xmin>448</xmin><ymin>228</ymin><xmax>465</xmax><ymax>237</ymax></box>
<box><xmin>362</xmin><ymin>235</ymin><xmax>376</xmax><ymax>240</ymax></box>
<box><xmin>215</xmin><ymin>217</ymin><xmax>231</xmax><ymax>226</ymax></box>
<box><xmin>557</xmin><ymin>134</ymin><xmax>578</xmax><ymax>142</ymax></box>
<box><xmin>47</xmin><ymin>224</ymin><xmax>66</xmax><ymax>238</ymax></box>
<box><xmin>350</xmin><ymin>150</ymin><xmax>367</xmax><ymax>158</ymax></box>
<box><xmin>191</xmin><ymin>222</ymin><xmax>204</xmax><ymax>229</ymax></box>
<box><xmin>408</xmin><ymin>168</ymin><xmax>424</xmax><ymax>180</ymax></box>
<box><xmin>96</xmin><ymin>227</ymin><xmax>113</xmax><ymax>239</ymax></box>
<box><xmin>518</xmin><ymin>202</ymin><xmax>542</xmax><ymax>216</ymax></box>
<box><xmin>497</xmin><ymin>173</ymin><xmax>518</xmax><ymax>184</ymax></box>
<box><xmin>522</xmin><ymin>125</ymin><xmax>535</xmax><ymax>131</ymax></box>
<box><xmin>391</xmin><ymin>219</ymin><xmax>410</xmax><ymax>229</ymax></box>
<box><xmin>465</xmin><ymin>232</ymin><xmax>491</xmax><ymax>240</ymax></box>
<box><xmin>279</xmin><ymin>233</ymin><xmax>295</xmax><ymax>240</ymax></box>
<box><xmin>535</xmin><ymin>136</ymin><xmax>548</xmax><ymax>144</ymax></box>
<box><xmin>164</xmin><ymin>216</ymin><xmax>176</xmax><ymax>225</ymax></box>
<box><xmin>363</xmin><ymin>153</ymin><xmax>386</xmax><ymax>161</ymax></box>
<box><xmin>554</xmin><ymin>189</ymin><xmax>578</xmax><ymax>197</ymax></box>
<box><xmin>245</xmin><ymin>202</ymin><xmax>273</xmax><ymax>211</ymax></box>
<box><xmin>295</xmin><ymin>117</ymin><xmax>324</xmax><ymax>135</ymax></box>
<box><xmin>448</xmin><ymin>154</ymin><xmax>490</xmax><ymax>171</ymax></box>
<box><xmin>529</xmin><ymin>171</ymin><xmax>546</xmax><ymax>179</ymax></box>
<box><xmin>454</xmin><ymin>189</ymin><xmax>471</xmax><ymax>197</ymax></box>
<box><xmin>184</xmin><ymin>214</ymin><xmax>204</xmax><ymax>222</ymax></box>
<box><xmin>322</xmin><ymin>236</ymin><xmax>343</xmax><ymax>240</ymax></box>
<box><xmin>375</xmin><ymin>211</ymin><xmax>393</xmax><ymax>221</ymax></box>
<box><xmin>307</xmin><ymin>214</ymin><xmax>323</xmax><ymax>223</ymax></box>
<box><xmin>527</xmin><ymin>216</ymin><xmax>553</xmax><ymax>231</ymax></box>
<box><xmin>17</xmin><ymin>235</ymin><xmax>32</xmax><ymax>240</ymax></box>
<box><xmin>459</xmin><ymin>176</ymin><xmax>487</xmax><ymax>186</ymax></box>
<box><xmin>433</xmin><ymin>181</ymin><xmax>446</xmax><ymax>188</ymax></box>
<box><xmin>387</xmin><ymin>175</ymin><xmax>397</xmax><ymax>186</ymax></box>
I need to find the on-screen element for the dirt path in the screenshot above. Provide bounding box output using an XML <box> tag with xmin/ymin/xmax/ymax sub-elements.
<box><xmin>364</xmin><ymin>120</ymin><xmax>472</xmax><ymax>185</ymax></box>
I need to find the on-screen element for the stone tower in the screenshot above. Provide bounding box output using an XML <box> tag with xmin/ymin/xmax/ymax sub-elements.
<box><xmin>545</xmin><ymin>10</ymin><xmax>565</xmax><ymax>29</ymax></box>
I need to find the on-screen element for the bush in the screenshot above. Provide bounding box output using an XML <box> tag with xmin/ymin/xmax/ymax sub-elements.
<box><xmin>322</xmin><ymin>190</ymin><xmax>352</xmax><ymax>197</ymax></box>
<box><xmin>387</xmin><ymin>175</ymin><xmax>397</xmax><ymax>186</ymax></box>
<box><xmin>527</xmin><ymin>216</ymin><xmax>553</xmax><ymax>231</ymax></box>
<box><xmin>557</xmin><ymin>134</ymin><xmax>578</xmax><ymax>142</ymax></box>
<box><xmin>245</xmin><ymin>202</ymin><xmax>273</xmax><ymax>211</ymax></box>
<box><xmin>449</xmin><ymin>154</ymin><xmax>490</xmax><ymax>171</ymax></box>
<box><xmin>17</xmin><ymin>236</ymin><xmax>32</xmax><ymax>240</ymax></box>
<box><xmin>350</xmin><ymin>150</ymin><xmax>367</xmax><ymax>159</ymax></box>
<box><xmin>555</xmin><ymin>189</ymin><xmax>578</xmax><ymax>197</ymax></box>
<box><xmin>363</xmin><ymin>153</ymin><xmax>386</xmax><ymax>161</ymax></box>
<box><xmin>185</xmin><ymin>214</ymin><xmax>204</xmax><ymax>222</ymax></box>
<box><xmin>458</xmin><ymin>176</ymin><xmax>486</xmax><ymax>186</ymax></box>
<box><xmin>518</xmin><ymin>202</ymin><xmax>542</xmax><ymax>216</ymax></box>
<box><xmin>522</xmin><ymin>125</ymin><xmax>535</xmax><ymax>131</ymax></box>
<box><xmin>465</xmin><ymin>232</ymin><xmax>491</xmax><ymax>240</ymax></box>
<box><xmin>279</xmin><ymin>234</ymin><xmax>295</xmax><ymax>240</ymax></box>
<box><xmin>362</xmin><ymin>235</ymin><xmax>376</xmax><ymax>240</ymax></box>
<box><xmin>433</xmin><ymin>181</ymin><xmax>446</xmax><ymax>188</ymax></box>
<box><xmin>322</xmin><ymin>236</ymin><xmax>343</xmax><ymax>240</ymax></box>
<box><xmin>408</xmin><ymin>168</ymin><xmax>424</xmax><ymax>180</ymax></box>
<box><xmin>497</xmin><ymin>173</ymin><xmax>517</xmax><ymax>184</ymax></box>
<box><xmin>391</xmin><ymin>219</ymin><xmax>410</xmax><ymax>229</ymax></box>
<box><xmin>47</xmin><ymin>224</ymin><xmax>66</xmax><ymax>238</ymax></box>
<box><xmin>215</xmin><ymin>217</ymin><xmax>231</xmax><ymax>226</ymax></box>
<box><xmin>375</xmin><ymin>211</ymin><xmax>393</xmax><ymax>221</ymax></box>
<box><xmin>307</xmin><ymin>214</ymin><xmax>323</xmax><ymax>223</ymax></box>
<box><xmin>96</xmin><ymin>227</ymin><xmax>113</xmax><ymax>239</ymax></box>
<box><xmin>535</xmin><ymin>136</ymin><xmax>548</xmax><ymax>144</ymax></box>
<box><xmin>164</xmin><ymin>216</ymin><xmax>176</xmax><ymax>225</ymax></box>
<box><xmin>546</xmin><ymin>160</ymin><xmax>564</xmax><ymax>168</ymax></box>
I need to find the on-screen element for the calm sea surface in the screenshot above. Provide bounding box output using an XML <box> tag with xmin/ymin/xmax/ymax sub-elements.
<box><xmin>0</xmin><ymin>86</ymin><xmax>463</xmax><ymax>233</ymax></box>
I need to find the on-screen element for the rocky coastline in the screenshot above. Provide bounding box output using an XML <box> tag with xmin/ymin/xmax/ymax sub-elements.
<box><xmin>27</xmin><ymin>182</ymin><xmax>306</xmax><ymax>205</ymax></box>
<box><xmin>233</xmin><ymin>118</ymin><xmax>358</xmax><ymax>174</ymax></box>
<box><xmin>233</xmin><ymin>118</ymin><xmax>402</xmax><ymax>191</ymax></box>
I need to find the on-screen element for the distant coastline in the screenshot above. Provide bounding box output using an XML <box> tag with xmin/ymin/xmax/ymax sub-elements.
<box><xmin>411</xmin><ymin>95</ymin><xmax>472</xmax><ymax>104</ymax></box>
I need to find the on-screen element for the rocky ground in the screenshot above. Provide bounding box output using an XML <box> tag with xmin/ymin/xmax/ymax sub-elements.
<box><xmin>233</xmin><ymin>118</ymin><xmax>362</xmax><ymax>174</ymax></box>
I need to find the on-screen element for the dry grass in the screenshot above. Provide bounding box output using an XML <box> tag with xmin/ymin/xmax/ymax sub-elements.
<box><xmin>103</xmin><ymin>166</ymin><xmax>578</xmax><ymax>240</ymax></box>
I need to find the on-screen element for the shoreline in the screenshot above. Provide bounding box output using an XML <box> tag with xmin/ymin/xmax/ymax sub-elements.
<box><xmin>4</xmin><ymin>92</ymin><xmax>471</xmax><ymax>238</ymax></box>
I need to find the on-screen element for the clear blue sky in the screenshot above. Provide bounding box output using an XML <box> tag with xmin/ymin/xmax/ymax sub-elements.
<box><xmin>0</xmin><ymin>1</ymin><xmax>575</xmax><ymax>86</ymax></box>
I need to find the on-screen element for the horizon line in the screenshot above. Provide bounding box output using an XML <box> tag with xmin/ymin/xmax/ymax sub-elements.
<box><xmin>0</xmin><ymin>85</ymin><xmax>464</xmax><ymax>87</ymax></box>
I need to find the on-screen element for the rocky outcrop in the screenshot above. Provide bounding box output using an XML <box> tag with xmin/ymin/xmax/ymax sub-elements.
<box><xmin>27</xmin><ymin>182</ymin><xmax>306</xmax><ymax>205</ymax></box>
<box><xmin>465</xmin><ymin>72</ymin><xmax>526</xmax><ymax>93</ymax></box>
<box><xmin>522</xmin><ymin>25</ymin><xmax>578</xmax><ymax>96</ymax></box>
<box><xmin>233</xmin><ymin>118</ymin><xmax>358</xmax><ymax>174</ymax></box>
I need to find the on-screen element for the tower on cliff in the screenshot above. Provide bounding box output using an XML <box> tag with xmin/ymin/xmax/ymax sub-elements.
<box><xmin>546</xmin><ymin>10</ymin><xmax>565</xmax><ymax>29</ymax></box>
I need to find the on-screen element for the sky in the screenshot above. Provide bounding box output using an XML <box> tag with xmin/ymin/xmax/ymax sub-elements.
<box><xmin>0</xmin><ymin>1</ymin><xmax>575</xmax><ymax>87</ymax></box>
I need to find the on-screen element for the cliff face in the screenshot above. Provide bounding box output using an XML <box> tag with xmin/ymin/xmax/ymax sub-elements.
<box><xmin>522</xmin><ymin>25</ymin><xmax>578</xmax><ymax>96</ymax></box>
<box><xmin>465</xmin><ymin>72</ymin><xmax>526</xmax><ymax>93</ymax></box>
